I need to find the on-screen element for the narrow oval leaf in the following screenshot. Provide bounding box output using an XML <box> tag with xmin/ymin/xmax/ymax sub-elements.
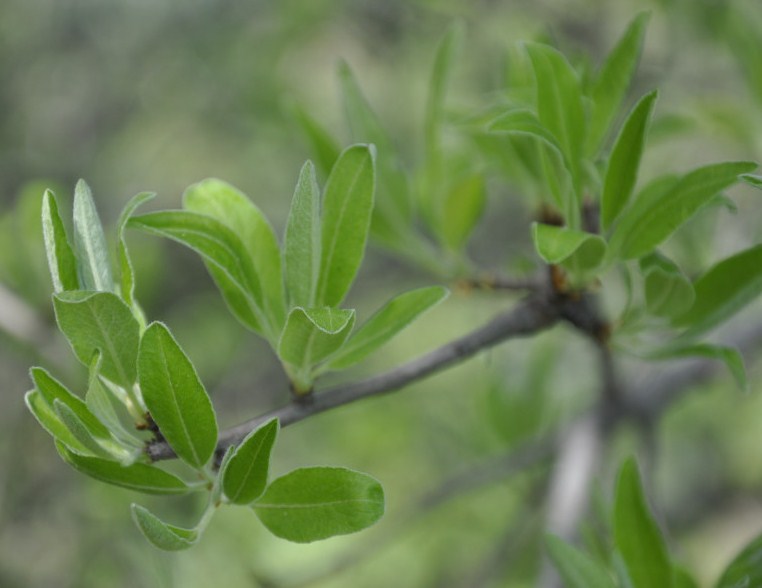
<box><xmin>614</xmin><ymin>457</ymin><xmax>673</xmax><ymax>588</ymax></box>
<box><xmin>117</xmin><ymin>192</ymin><xmax>155</xmax><ymax>307</ymax></box>
<box><xmin>488</xmin><ymin>109</ymin><xmax>565</xmax><ymax>156</ymax></box>
<box><xmin>138</xmin><ymin>322</ymin><xmax>218</xmax><ymax>469</ymax></box>
<box><xmin>131</xmin><ymin>503</ymin><xmax>198</xmax><ymax>550</ymax></box>
<box><xmin>672</xmin><ymin>244</ymin><xmax>762</xmax><ymax>338</ymax></box>
<box><xmin>253</xmin><ymin>466</ymin><xmax>385</xmax><ymax>543</ymax></box>
<box><xmin>129</xmin><ymin>210</ymin><xmax>266</xmax><ymax>335</ymax></box>
<box><xmin>315</xmin><ymin>144</ymin><xmax>376</xmax><ymax>307</ymax></box>
<box><xmin>587</xmin><ymin>12</ymin><xmax>649</xmax><ymax>155</ymax></box>
<box><xmin>25</xmin><ymin>390</ymin><xmax>91</xmax><ymax>453</ymax></box>
<box><xmin>601</xmin><ymin>91</ymin><xmax>658</xmax><ymax>231</ymax></box>
<box><xmin>42</xmin><ymin>190</ymin><xmax>79</xmax><ymax>292</ymax></box>
<box><xmin>53</xmin><ymin>400</ymin><xmax>118</xmax><ymax>459</ymax></box>
<box><xmin>222</xmin><ymin>419</ymin><xmax>279</xmax><ymax>505</ymax></box>
<box><xmin>545</xmin><ymin>534</ymin><xmax>616</xmax><ymax>588</ymax></box>
<box><xmin>73</xmin><ymin>179</ymin><xmax>113</xmax><ymax>292</ymax></box>
<box><xmin>640</xmin><ymin>254</ymin><xmax>695</xmax><ymax>319</ymax></box>
<box><xmin>57</xmin><ymin>442</ymin><xmax>190</xmax><ymax>495</ymax></box>
<box><xmin>284</xmin><ymin>161</ymin><xmax>321</xmax><ymax>309</ymax></box>
<box><xmin>741</xmin><ymin>173</ymin><xmax>762</xmax><ymax>189</ymax></box>
<box><xmin>53</xmin><ymin>290</ymin><xmax>141</xmax><ymax>389</ymax></box>
<box><xmin>715</xmin><ymin>531</ymin><xmax>762</xmax><ymax>588</ymax></box>
<box><xmin>184</xmin><ymin>179</ymin><xmax>286</xmax><ymax>332</ymax></box>
<box><xmin>532</xmin><ymin>223</ymin><xmax>606</xmax><ymax>270</ymax></box>
<box><xmin>611</xmin><ymin>161</ymin><xmax>757</xmax><ymax>260</ymax></box>
<box><xmin>326</xmin><ymin>286</ymin><xmax>448</xmax><ymax>370</ymax></box>
<box><xmin>441</xmin><ymin>174</ymin><xmax>487</xmax><ymax>250</ymax></box>
<box><xmin>290</xmin><ymin>103</ymin><xmax>341</xmax><ymax>179</ymax></box>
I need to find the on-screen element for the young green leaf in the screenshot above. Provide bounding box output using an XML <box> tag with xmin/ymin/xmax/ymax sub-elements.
<box><xmin>57</xmin><ymin>442</ymin><xmax>191</xmax><ymax>495</ymax></box>
<box><xmin>315</xmin><ymin>144</ymin><xmax>376</xmax><ymax>307</ymax></box>
<box><xmin>73</xmin><ymin>179</ymin><xmax>114</xmax><ymax>292</ymax></box>
<box><xmin>614</xmin><ymin>457</ymin><xmax>673</xmax><ymax>588</ymax></box>
<box><xmin>532</xmin><ymin>223</ymin><xmax>607</xmax><ymax>270</ymax></box>
<box><xmin>715</xmin><ymin>530</ymin><xmax>762</xmax><ymax>588</ymax></box>
<box><xmin>545</xmin><ymin>534</ymin><xmax>616</xmax><ymax>588</ymax></box>
<box><xmin>53</xmin><ymin>400</ymin><xmax>116</xmax><ymax>459</ymax></box>
<box><xmin>41</xmin><ymin>190</ymin><xmax>79</xmax><ymax>292</ymax></box>
<box><xmin>184</xmin><ymin>179</ymin><xmax>286</xmax><ymax>332</ymax></box>
<box><xmin>488</xmin><ymin>109</ymin><xmax>565</xmax><ymax>156</ymax></box>
<box><xmin>673</xmin><ymin>567</ymin><xmax>699</xmax><ymax>588</ymax></box>
<box><xmin>601</xmin><ymin>91</ymin><xmax>658</xmax><ymax>231</ymax></box>
<box><xmin>138</xmin><ymin>322</ymin><xmax>218</xmax><ymax>469</ymax></box>
<box><xmin>53</xmin><ymin>291</ymin><xmax>141</xmax><ymax>389</ymax></box>
<box><xmin>222</xmin><ymin>419</ymin><xmax>279</xmax><ymax>505</ymax></box>
<box><xmin>278</xmin><ymin>307</ymin><xmax>355</xmax><ymax>387</ymax></box>
<box><xmin>640</xmin><ymin>253</ymin><xmax>694</xmax><ymax>319</ymax></box>
<box><xmin>440</xmin><ymin>174</ymin><xmax>486</xmax><ymax>250</ymax></box>
<box><xmin>131</xmin><ymin>504</ymin><xmax>198</xmax><ymax>550</ymax></box>
<box><xmin>325</xmin><ymin>286</ymin><xmax>448</xmax><ymax>371</ymax></box>
<box><xmin>117</xmin><ymin>191</ymin><xmax>155</xmax><ymax>308</ymax></box>
<box><xmin>609</xmin><ymin>161</ymin><xmax>757</xmax><ymax>259</ymax></box>
<box><xmin>25</xmin><ymin>390</ymin><xmax>91</xmax><ymax>454</ymax></box>
<box><xmin>290</xmin><ymin>103</ymin><xmax>341</xmax><ymax>179</ymax></box>
<box><xmin>741</xmin><ymin>173</ymin><xmax>762</xmax><ymax>189</ymax></box>
<box><xmin>129</xmin><ymin>210</ymin><xmax>266</xmax><ymax>335</ymax></box>
<box><xmin>284</xmin><ymin>161</ymin><xmax>321</xmax><ymax>309</ymax></box>
<box><xmin>253</xmin><ymin>466</ymin><xmax>384</xmax><ymax>543</ymax></box>
<box><xmin>641</xmin><ymin>343</ymin><xmax>746</xmax><ymax>392</ymax></box>
<box><xmin>587</xmin><ymin>12</ymin><xmax>649</xmax><ymax>155</ymax></box>
<box><xmin>672</xmin><ymin>244</ymin><xmax>762</xmax><ymax>338</ymax></box>
<box><xmin>525</xmin><ymin>43</ymin><xmax>586</xmax><ymax>183</ymax></box>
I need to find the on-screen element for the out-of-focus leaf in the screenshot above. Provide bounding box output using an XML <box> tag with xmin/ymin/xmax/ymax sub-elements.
<box><xmin>290</xmin><ymin>103</ymin><xmax>341</xmax><ymax>179</ymax></box>
<box><xmin>117</xmin><ymin>192</ymin><xmax>155</xmax><ymax>308</ymax></box>
<box><xmin>642</xmin><ymin>343</ymin><xmax>746</xmax><ymax>392</ymax></box>
<box><xmin>639</xmin><ymin>252</ymin><xmax>694</xmax><ymax>319</ymax></box>
<box><xmin>715</xmin><ymin>531</ymin><xmax>762</xmax><ymax>588</ymax></box>
<box><xmin>440</xmin><ymin>174</ymin><xmax>486</xmax><ymax>249</ymax></box>
<box><xmin>673</xmin><ymin>244</ymin><xmax>762</xmax><ymax>338</ymax></box>
<box><xmin>532</xmin><ymin>223</ymin><xmax>606</xmax><ymax>270</ymax></box>
<box><xmin>326</xmin><ymin>286</ymin><xmax>448</xmax><ymax>370</ymax></box>
<box><xmin>184</xmin><ymin>178</ymin><xmax>286</xmax><ymax>333</ymax></box>
<box><xmin>587</xmin><ymin>12</ymin><xmax>649</xmax><ymax>155</ymax></box>
<box><xmin>614</xmin><ymin>457</ymin><xmax>673</xmax><ymax>588</ymax></box>
<box><xmin>741</xmin><ymin>173</ymin><xmax>762</xmax><ymax>189</ymax></box>
<box><xmin>131</xmin><ymin>504</ymin><xmax>198</xmax><ymax>550</ymax></box>
<box><xmin>53</xmin><ymin>290</ymin><xmax>140</xmax><ymax>389</ymax></box>
<box><xmin>610</xmin><ymin>162</ymin><xmax>757</xmax><ymax>259</ymax></box>
<box><xmin>41</xmin><ymin>190</ymin><xmax>78</xmax><ymax>293</ymax></box>
<box><xmin>545</xmin><ymin>534</ymin><xmax>616</xmax><ymax>588</ymax></box>
<box><xmin>138</xmin><ymin>322</ymin><xmax>218</xmax><ymax>469</ymax></box>
<box><xmin>284</xmin><ymin>161</ymin><xmax>321</xmax><ymax>309</ymax></box>
<box><xmin>315</xmin><ymin>144</ymin><xmax>376</xmax><ymax>307</ymax></box>
<box><xmin>489</xmin><ymin>109</ymin><xmax>565</xmax><ymax>156</ymax></box>
<box><xmin>72</xmin><ymin>180</ymin><xmax>113</xmax><ymax>292</ymax></box>
<box><xmin>57</xmin><ymin>442</ymin><xmax>190</xmax><ymax>495</ymax></box>
<box><xmin>253</xmin><ymin>467</ymin><xmax>384</xmax><ymax>543</ymax></box>
<box><xmin>601</xmin><ymin>91</ymin><xmax>658</xmax><ymax>231</ymax></box>
<box><xmin>223</xmin><ymin>419</ymin><xmax>279</xmax><ymax>505</ymax></box>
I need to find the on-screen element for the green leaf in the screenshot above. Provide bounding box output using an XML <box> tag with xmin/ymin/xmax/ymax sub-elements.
<box><xmin>741</xmin><ymin>173</ymin><xmax>762</xmax><ymax>189</ymax></box>
<box><xmin>640</xmin><ymin>253</ymin><xmax>695</xmax><ymax>319</ymax></box>
<box><xmin>673</xmin><ymin>567</ymin><xmax>699</xmax><ymax>588</ymax></box>
<box><xmin>53</xmin><ymin>291</ymin><xmax>141</xmax><ymax>389</ymax></box>
<box><xmin>57</xmin><ymin>442</ymin><xmax>190</xmax><ymax>495</ymax></box>
<box><xmin>532</xmin><ymin>223</ymin><xmax>606</xmax><ymax>270</ymax></box>
<box><xmin>715</xmin><ymin>530</ymin><xmax>762</xmax><ymax>588</ymax></box>
<box><xmin>526</xmin><ymin>43</ymin><xmax>586</xmax><ymax>183</ymax></box>
<box><xmin>129</xmin><ymin>210</ymin><xmax>266</xmax><ymax>335</ymax></box>
<box><xmin>326</xmin><ymin>286</ymin><xmax>448</xmax><ymax>370</ymax></box>
<box><xmin>253</xmin><ymin>466</ymin><xmax>385</xmax><ymax>543</ymax></box>
<box><xmin>25</xmin><ymin>390</ymin><xmax>90</xmax><ymax>453</ymax></box>
<box><xmin>672</xmin><ymin>244</ymin><xmax>762</xmax><ymax>338</ymax></box>
<box><xmin>601</xmin><ymin>91</ymin><xmax>658</xmax><ymax>231</ymax></box>
<box><xmin>488</xmin><ymin>109</ymin><xmax>565</xmax><ymax>155</ymax></box>
<box><xmin>53</xmin><ymin>400</ymin><xmax>116</xmax><ymax>459</ymax></box>
<box><xmin>184</xmin><ymin>178</ymin><xmax>286</xmax><ymax>332</ymax></box>
<box><xmin>138</xmin><ymin>322</ymin><xmax>218</xmax><ymax>469</ymax></box>
<box><xmin>290</xmin><ymin>103</ymin><xmax>341</xmax><ymax>179</ymax></box>
<box><xmin>41</xmin><ymin>190</ymin><xmax>78</xmax><ymax>292</ymax></box>
<box><xmin>315</xmin><ymin>144</ymin><xmax>376</xmax><ymax>307</ymax></box>
<box><xmin>278</xmin><ymin>307</ymin><xmax>355</xmax><ymax>389</ymax></box>
<box><xmin>222</xmin><ymin>419</ymin><xmax>279</xmax><ymax>505</ymax></box>
<box><xmin>131</xmin><ymin>503</ymin><xmax>198</xmax><ymax>550</ymax></box>
<box><xmin>545</xmin><ymin>534</ymin><xmax>616</xmax><ymax>588</ymax></box>
<box><xmin>587</xmin><ymin>12</ymin><xmax>650</xmax><ymax>155</ymax></box>
<box><xmin>610</xmin><ymin>162</ymin><xmax>757</xmax><ymax>259</ymax></box>
<box><xmin>440</xmin><ymin>174</ymin><xmax>486</xmax><ymax>250</ymax></box>
<box><xmin>72</xmin><ymin>179</ymin><xmax>113</xmax><ymax>292</ymax></box>
<box><xmin>284</xmin><ymin>161</ymin><xmax>321</xmax><ymax>309</ymax></box>
<box><xmin>117</xmin><ymin>192</ymin><xmax>155</xmax><ymax>308</ymax></box>
<box><xmin>644</xmin><ymin>344</ymin><xmax>747</xmax><ymax>392</ymax></box>
<box><xmin>614</xmin><ymin>457</ymin><xmax>673</xmax><ymax>588</ymax></box>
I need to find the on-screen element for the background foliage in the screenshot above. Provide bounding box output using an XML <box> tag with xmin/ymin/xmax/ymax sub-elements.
<box><xmin>3</xmin><ymin>0</ymin><xmax>762</xmax><ymax>586</ymax></box>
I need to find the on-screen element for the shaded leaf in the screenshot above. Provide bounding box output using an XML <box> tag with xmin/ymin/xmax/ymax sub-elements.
<box><xmin>131</xmin><ymin>503</ymin><xmax>198</xmax><ymax>550</ymax></box>
<box><xmin>644</xmin><ymin>344</ymin><xmax>746</xmax><ymax>392</ymax></box>
<box><xmin>741</xmin><ymin>173</ymin><xmax>762</xmax><ymax>189</ymax></box>
<box><xmin>253</xmin><ymin>467</ymin><xmax>384</xmax><ymax>543</ymax></box>
<box><xmin>290</xmin><ymin>103</ymin><xmax>341</xmax><ymax>179</ymax></box>
<box><xmin>73</xmin><ymin>179</ymin><xmax>113</xmax><ymax>292</ymax></box>
<box><xmin>223</xmin><ymin>419</ymin><xmax>279</xmax><ymax>505</ymax></box>
<box><xmin>715</xmin><ymin>531</ymin><xmax>762</xmax><ymax>588</ymax></box>
<box><xmin>117</xmin><ymin>192</ymin><xmax>155</xmax><ymax>307</ymax></box>
<box><xmin>25</xmin><ymin>390</ymin><xmax>90</xmax><ymax>453</ymax></box>
<box><xmin>53</xmin><ymin>400</ymin><xmax>116</xmax><ymax>459</ymax></box>
<box><xmin>41</xmin><ymin>190</ymin><xmax>78</xmax><ymax>292</ymax></box>
<box><xmin>138</xmin><ymin>322</ymin><xmax>218</xmax><ymax>469</ymax></box>
<box><xmin>546</xmin><ymin>534</ymin><xmax>616</xmax><ymax>588</ymax></box>
<box><xmin>532</xmin><ymin>223</ymin><xmax>606</xmax><ymax>270</ymax></box>
<box><xmin>440</xmin><ymin>174</ymin><xmax>487</xmax><ymax>249</ymax></box>
<box><xmin>640</xmin><ymin>253</ymin><xmax>694</xmax><ymax>319</ymax></box>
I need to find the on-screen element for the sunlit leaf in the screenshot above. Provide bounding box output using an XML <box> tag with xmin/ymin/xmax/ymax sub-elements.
<box><xmin>41</xmin><ymin>190</ymin><xmax>78</xmax><ymax>292</ymax></box>
<box><xmin>72</xmin><ymin>179</ymin><xmax>113</xmax><ymax>292</ymax></box>
<box><xmin>223</xmin><ymin>419</ymin><xmax>279</xmax><ymax>505</ymax></box>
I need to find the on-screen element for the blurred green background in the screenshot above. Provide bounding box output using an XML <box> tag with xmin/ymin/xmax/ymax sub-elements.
<box><xmin>2</xmin><ymin>0</ymin><xmax>762</xmax><ymax>586</ymax></box>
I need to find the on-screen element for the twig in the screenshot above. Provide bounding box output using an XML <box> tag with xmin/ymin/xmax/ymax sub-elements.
<box><xmin>456</xmin><ymin>273</ymin><xmax>543</xmax><ymax>293</ymax></box>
